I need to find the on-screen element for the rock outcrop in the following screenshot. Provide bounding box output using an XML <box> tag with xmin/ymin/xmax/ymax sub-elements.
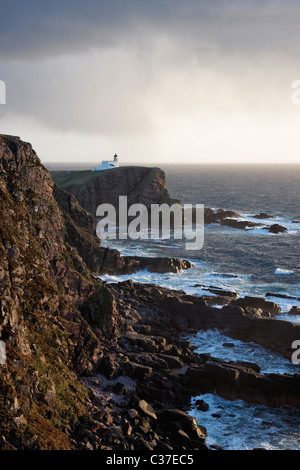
<box><xmin>268</xmin><ymin>224</ymin><xmax>288</xmax><ymax>234</ymax></box>
<box><xmin>0</xmin><ymin>135</ymin><xmax>195</xmax><ymax>450</ymax></box>
<box><xmin>51</xmin><ymin>166</ymin><xmax>180</xmax><ymax>216</ymax></box>
<box><xmin>0</xmin><ymin>134</ymin><xmax>119</xmax><ymax>449</ymax></box>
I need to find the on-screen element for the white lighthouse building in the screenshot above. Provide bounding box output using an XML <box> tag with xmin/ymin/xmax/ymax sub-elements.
<box><xmin>92</xmin><ymin>154</ymin><xmax>119</xmax><ymax>171</ymax></box>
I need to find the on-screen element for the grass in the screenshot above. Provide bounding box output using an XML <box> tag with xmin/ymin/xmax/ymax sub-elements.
<box><xmin>51</xmin><ymin>166</ymin><xmax>153</xmax><ymax>188</ymax></box>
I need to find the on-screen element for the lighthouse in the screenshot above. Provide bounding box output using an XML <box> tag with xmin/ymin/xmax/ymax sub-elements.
<box><xmin>92</xmin><ymin>154</ymin><xmax>120</xmax><ymax>171</ymax></box>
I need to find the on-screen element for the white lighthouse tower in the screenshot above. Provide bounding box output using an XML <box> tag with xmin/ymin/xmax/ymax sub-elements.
<box><xmin>92</xmin><ymin>154</ymin><xmax>119</xmax><ymax>171</ymax></box>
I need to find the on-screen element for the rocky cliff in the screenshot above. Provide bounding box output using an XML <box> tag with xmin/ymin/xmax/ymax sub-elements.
<box><xmin>0</xmin><ymin>135</ymin><xmax>196</xmax><ymax>450</ymax></box>
<box><xmin>0</xmin><ymin>134</ymin><xmax>122</xmax><ymax>449</ymax></box>
<box><xmin>51</xmin><ymin>166</ymin><xmax>180</xmax><ymax>216</ymax></box>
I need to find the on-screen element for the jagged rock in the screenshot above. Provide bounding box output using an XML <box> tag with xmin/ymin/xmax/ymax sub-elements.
<box><xmin>266</xmin><ymin>292</ymin><xmax>300</xmax><ymax>301</ymax></box>
<box><xmin>138</xmin><ymin>400</ymin><xmax>157</xmax><ymax>420</ymax></box>
<box><xmin>158</xmin><ymin>409</ymin><xmax>207</xmax><ymax>442</ymax></box>
<box><xmin>124</xmin><ymin>362</ymin><xmax>153</xmax><ymax>381</ymax></box>
<box><xmin>204</xmin><ymin>208</ymin><xmax>240</xmax><ymax>224</ymax></box>
<box><xmin>203</xmin><ymin>287</ymin><xmax>239</xmax><ymax>299</ymax></box>
<box><xmin>195</xmin><ymin>399</ymin><xmax>210</xmax><ymax>412</ymax></box>
<box><xmin>231</xmin><ymin>296</ymin><xmax>281</xmax><ymax>315</ymax></box>
<box><xmin>252</xmin><ymin>213</ymin><xmax>275</xmax><ymax>219</ymax></box>
<box><xmin>268</xmin><ymin>224</ymin><xmax>287</xmax><ymax>234</ymax></box>
<box><xmin>289</xmin><ymin>306</ymin><xmax>300</xmax><ymax>315</ymax></box>
<box><xmin>220</xmin><ymin>218</ymin><xmax>260</xmax><ymax>230</ymax></box>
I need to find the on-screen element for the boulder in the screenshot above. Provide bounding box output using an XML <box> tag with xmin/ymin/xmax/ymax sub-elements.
<box><xmin>195</xmin><ymin>399</ymin><xmax>209</xmax><ymax>412</ymax></box>
<box><xmin>268</xmin><ymin>224</ymin><xmax>287</xmax><ymax>234</ymax></box>
<box><xmin>124</xmin><ymin>362</ymin><xmax>153</xmax><ymax>381</ymax></box>
<box><xmin>204</xmin><ymin>287</ymin><xmax>239</xmax><ymax>299</ymax></box>
<box><xmin>204</xmin><ymin>208</ymin><xmax>240</xmax><ymax>224</ymax></box>
<box><xmin>138</xmin><ymin>400</ymin><xmax>157</xmax><ymax>420</ymax></box>
<box><xmin>220</xmin><ymin>218</ymin><xmax>260</xmax><ymax>230</ymax></box>
<box><xmin>231</xmin><ymin>296</ymin><xmax>281</xmax><ymax>315</ymax></box>
<box><xmin>289</xmin><ymin>306</ymin><xmax>300</xmax><ymax>315</ymax></box>
<box><xmin>158</xmin><ymin>409</ymin><xmax>207</xmax><ymax>441</ymax></box>
<box><xmin>252</xmin><ymin>213</ymin><xmax>275</xmax><ymax>219</ymax></box>
<box><xmin>266</xmin><ymin>292</ymin><xmax>300</xmax><ymax>301</ymax></box>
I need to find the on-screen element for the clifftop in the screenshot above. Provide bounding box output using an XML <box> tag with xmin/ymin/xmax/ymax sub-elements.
<box><xmin>51</xmin><ymin>166</ymin><xmax>180</xmax><ymax>216</ymax></box>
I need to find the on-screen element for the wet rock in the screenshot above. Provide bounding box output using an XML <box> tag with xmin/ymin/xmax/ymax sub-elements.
<box><xmin>195</xmin><ymin>399</ymin><xmax>210</xmax><ymax>412</ymax></box>
<box><xmin>220</xmin><ymin>218</ymin><xmax>260</xmax><ymax>230</ymax></box>
<box><xmin>268</xmin><ymin>224</ymin><xmax>287</xmax><ymax>234</ymax></box>
<box><xmin>231</xmin><ymin>296</ymin><xmax>281</xmax><ymax>315</ymax></box>
<box><xmin>205</xmin><ymin>362</ymin><xmax>241</xmax><ymax>387</ymax></box>
<box><xmin>289</xmin><ymin>306</ymin><xmax>300</xmax><ymax>315</ymax></box>
<box><xmin>252</xmin><ymin>213</ymin><xmax>275</xmax><ymax>219</ymax></box>
<box><xmin>125</xmin><ymin>362</ymin><xmax>153</xmax><ymax>381</ymax></box>
<box><xmin>122</xmin><ymin>257</ymin><xmax>193</xmax><ymax>274</ymax></box>
<box><xmin>158</xmin><ymin>409</ymin><xmax>207</xmax><ymax>442</ymax></box>
<box><xmin>201</xmin><ymin>295</ymin><xmax>232</xmax><ymax>307</ymax></box>
<box><xmin>156</xmin><ymin>354</ymin><xmax>184</xmax><ymax>369</ymax></box>
<box><xmin>204</xmin><ymin>287</ymin><xmax>239</xmax><ymax>299</ymax></box>
<box><xmin>266</xmin><ymin>292</ymin><xmax>300</xmax><ymax>301</ymax></box>
<box><xmin>109</xmin><ymin>426</ymin><xmax>123</xmax><ymax>440</ymax></box>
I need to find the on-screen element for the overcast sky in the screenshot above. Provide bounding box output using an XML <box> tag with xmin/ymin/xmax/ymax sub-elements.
<box><xmin>0</xmin><ymin>0</ymin><xmax>300</xmax><ymax>165</ymax></box>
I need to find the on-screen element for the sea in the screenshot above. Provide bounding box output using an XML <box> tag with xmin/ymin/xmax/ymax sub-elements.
<box><xmin>97</xmin><ymin>164</ymin><xmax>300</xmax><ymax>450</ymax></box>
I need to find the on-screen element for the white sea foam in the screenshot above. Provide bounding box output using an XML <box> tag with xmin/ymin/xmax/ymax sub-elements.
<box><xmin>185</xmin><ymin>329</ymin><xmax>298</xmax><ymax>375</ymax></box>
<box><xmin>277</xmin><ymin>313</ymin><xmax>300</xmax><ymax>324</ymax></box>
<box><xmin>275</xmin><ymin>268</ymin><xmax>294</xmax><ymax>275</ymax></box>
<box><xmin>189</xmin><ymin>394</ymin><xmax>300</xmax><ymax>450</ymax></box>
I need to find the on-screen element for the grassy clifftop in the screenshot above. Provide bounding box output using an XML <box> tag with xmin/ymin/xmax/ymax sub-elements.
<box><xmin>51</xmin><ymin>166</ymin><xmax>148</xmax><ymax>188</ymax></box>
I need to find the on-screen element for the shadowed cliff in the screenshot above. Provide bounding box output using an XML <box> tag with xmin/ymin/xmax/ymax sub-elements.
<box><xmin>0</xmin><ymin>135</ymin><xmax>192</xmax><ymax>449</ymax></box>
<box><xmin>51</xmin><ymin>166</ymin><xmax>180</xmax><ymax>216</ymax></box>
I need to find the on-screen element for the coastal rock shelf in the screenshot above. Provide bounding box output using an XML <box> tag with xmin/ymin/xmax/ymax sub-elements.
<box><xmin>52</xmin><ymin>170</ymin><xmax>290</xmax><ymax>235</ymax></box>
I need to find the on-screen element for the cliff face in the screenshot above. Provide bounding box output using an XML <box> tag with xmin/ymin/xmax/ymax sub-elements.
<box><xmin>0</xmin><ymin>135</ymin><xmax>118</xmax><ymax>449</ymax></box>
<box><xmin>51</xmin><ymin>166</ymin><xmax>180</xmax><ymax>216</ymax></box>
<box><xmin>0</xmin><ymin>135</ymin><xmax>192</xmax><ymax>450</ymax></box>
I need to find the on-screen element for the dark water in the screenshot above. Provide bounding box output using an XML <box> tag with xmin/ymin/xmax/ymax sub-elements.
<box><xmin>103</xmin><ymin>165</ymin><xmax>300</xmax><ymax>307</ymax></box>
<box><xmin>162</xmin><ymin>165</ymin><xmax>300</xmax><ymax>218</ymax></box>
<box><xmin>161</xmin><ymin>164</ymin><xmax>300</xmax><ymax>287</ymax></box>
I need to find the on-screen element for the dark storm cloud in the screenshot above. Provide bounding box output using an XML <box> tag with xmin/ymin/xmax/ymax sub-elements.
<box><xmin>1</xmin><ymin>0</ymin><xmax>300</xmax><ymax>164</ymax></box>
<box><xmin>1</xmin><ymin>0</ymin><xmax>300</xmax><ymax>60</ymax></box>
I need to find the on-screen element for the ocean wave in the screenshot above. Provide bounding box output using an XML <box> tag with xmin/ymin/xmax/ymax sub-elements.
<box><xmin>189</xmin><ymin>394</ymin><xmax>300</xmax><ymax>450</ymax></box>
<box><xmin>185</xmin><ymin>328</ymin><xmax>298</xmax><ymax>375</ymax></box>
<box><xmin>275</xmin><ymin>268</ymin><xmax>294</xmax><ymax>275</ymax></box>
<box><xmin>210</xmin><ymin>272</ymin><xmax>250</xmax><ymax>280</ymax></box>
